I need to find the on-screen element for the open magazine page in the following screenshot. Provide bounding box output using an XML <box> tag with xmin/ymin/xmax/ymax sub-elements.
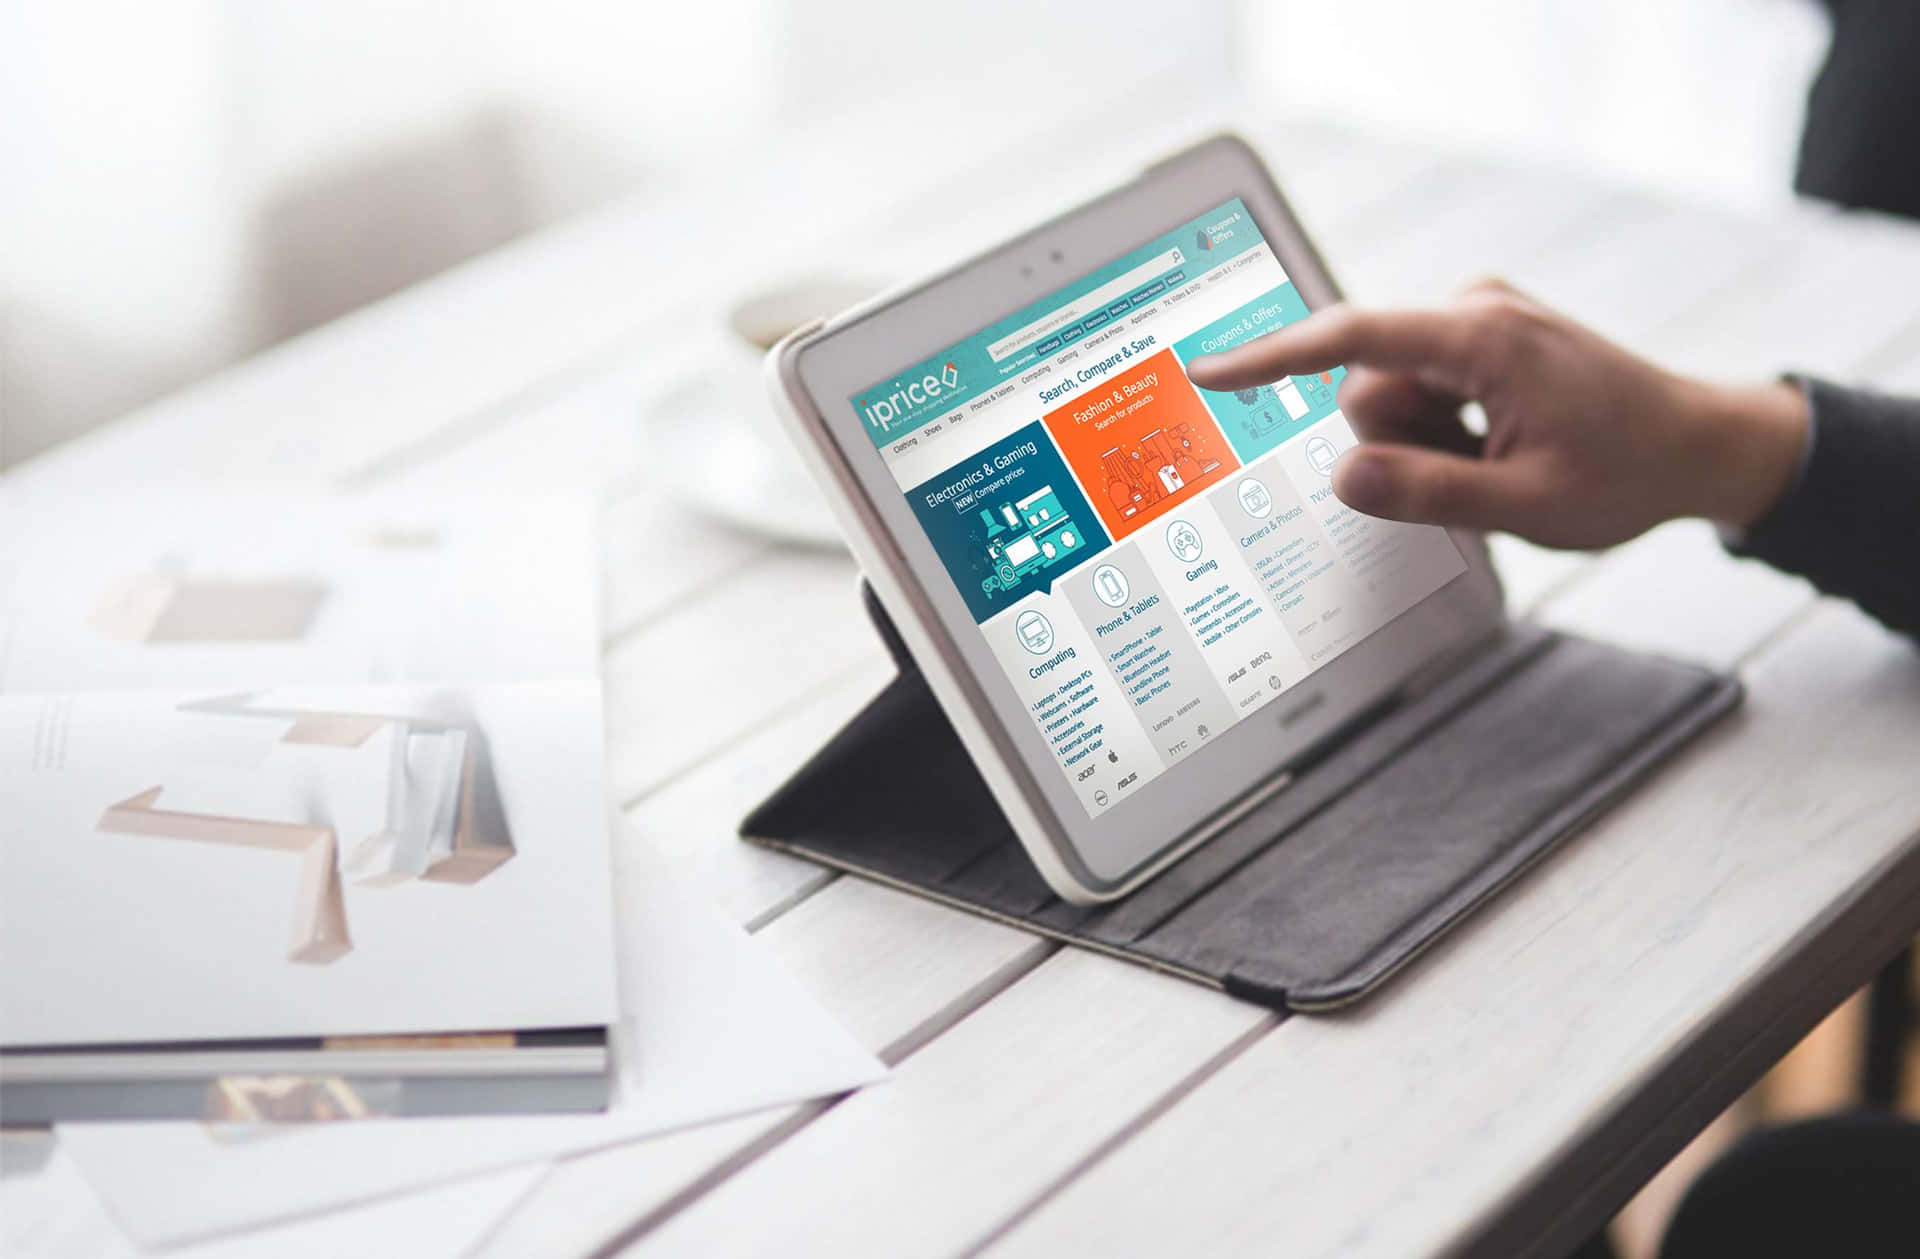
<box><xmin>0</xmin><ymin>682</ymin><xmax>618</xmax><ymax>1046</ymax></box>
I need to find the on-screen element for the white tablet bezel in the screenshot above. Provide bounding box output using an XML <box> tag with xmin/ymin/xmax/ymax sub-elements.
<box><xmin>769</xmin><ymin>133</ymin><xmax>1505</xmax><ymax>903</ymax></box>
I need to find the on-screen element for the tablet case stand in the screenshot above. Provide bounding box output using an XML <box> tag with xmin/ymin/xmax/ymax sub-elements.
<box><xmin>742</xmin><ymin>582</ymin><xmax>1742</xmax><ymax>1011</ymax></box>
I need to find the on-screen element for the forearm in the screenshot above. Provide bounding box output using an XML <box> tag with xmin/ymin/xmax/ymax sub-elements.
<box><xmin>1718</xmin><ymin>378</ymin><xmax>1920</xmax><ymax>638</ymax></box>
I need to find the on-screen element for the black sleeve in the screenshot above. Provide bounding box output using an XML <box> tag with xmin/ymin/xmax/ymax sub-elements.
<box><xmin>1730</xmin><ymin>378</ymin><xmax>1920</xmax><ymax>638</ymax></box>
<box><xmin>1795</xmin><ymin>0</ymin><xmax>1920</xmax><ymax>221</ymax></box>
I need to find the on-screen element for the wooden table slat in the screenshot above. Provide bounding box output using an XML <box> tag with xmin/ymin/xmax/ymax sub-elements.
<box><xmin>600</xmin><ymin>550</ymin><xmax>872</xmax><ymax>806</ymax></box>
<box><xmin>628</xmin><ymin>947</ymin><xmax>1272</xmax><ymax>1259</ymax></box>
<box><xmin>625</xmin><ymin>659</ymin><xmax>894</xmax><ymax>929</ymax></box>
<box><xmin>1533</xmin><ymin>520</ymin><xmax>1816</xmax><ymax>670</ymax></box>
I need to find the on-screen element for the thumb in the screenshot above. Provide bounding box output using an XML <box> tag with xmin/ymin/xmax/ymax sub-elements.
<box><xmin>1331</xmin><ymin>443</ymin><xmax>1539</xmax><ymax>534</ymax></box>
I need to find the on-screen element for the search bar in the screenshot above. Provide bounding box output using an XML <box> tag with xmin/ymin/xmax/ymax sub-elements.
<box><xmin>987</xmin><ymin>247</ymin><xmax>1185</xmax><ymax>362</ymax></box>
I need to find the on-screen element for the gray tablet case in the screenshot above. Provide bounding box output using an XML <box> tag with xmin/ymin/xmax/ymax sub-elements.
<box><xmin>742</xmin><ymin>583</ymin><xmax>1742</xmax><ymax>1011</ymax></box>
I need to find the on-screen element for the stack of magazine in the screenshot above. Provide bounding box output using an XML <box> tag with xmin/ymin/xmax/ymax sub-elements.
<box><xmin>0</xmin><ymin>495</ymin><xmax>618</xmax><ymax>1123</ymax></box>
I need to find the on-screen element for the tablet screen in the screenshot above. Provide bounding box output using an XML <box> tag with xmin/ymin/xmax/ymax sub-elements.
<box><xmin>848</xmin><ymin>199</ymin><xmax>1466</xmax><ymax>818</ymax></box>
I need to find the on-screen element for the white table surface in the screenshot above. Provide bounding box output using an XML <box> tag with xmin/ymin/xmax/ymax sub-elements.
<box><xmin>11</xmin><ymin>113</ymin><xmax>1920</xmax><ymax>1259</ymax></box>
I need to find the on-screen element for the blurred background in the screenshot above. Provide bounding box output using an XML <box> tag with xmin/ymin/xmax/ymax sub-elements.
<box><xmin>3</xmin><ymin>3</ymin><xmax>1917</xmax><ymax>1255</ymax></box>
<box><xmin>0</xmin><ymin>0</ymin><xmax>1833</xmax><ymax>468</ymax></box>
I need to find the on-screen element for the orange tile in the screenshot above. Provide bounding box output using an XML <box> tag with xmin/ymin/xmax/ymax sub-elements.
<box><xmin>1042</xmin><ymin>348</ymin><xmax>1239</xmax><ymax>540</ymax></box>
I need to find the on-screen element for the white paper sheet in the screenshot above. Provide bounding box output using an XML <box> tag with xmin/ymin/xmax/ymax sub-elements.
<box><xmin>0</xmin><ymin>495</ymin><xmax>599</xmax><ymax>693</ymax></box>
<box><xmin>0</xmin><ymin>1148</ymin><xmax>544</xmax><ymax>1259</ymax></box>
<box><xmin>58</xmin><ymin>829</ymin><xmax>886</xmax><ymax>1248</ymax></box>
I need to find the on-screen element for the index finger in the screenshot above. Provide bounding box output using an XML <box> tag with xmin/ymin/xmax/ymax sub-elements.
<box><xmin>1183</xmin><ymin>304</ymin><xmax>1477</xmax><ymax>394</ymax></box>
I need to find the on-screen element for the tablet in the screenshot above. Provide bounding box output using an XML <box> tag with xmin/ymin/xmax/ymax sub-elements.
<box><xmin>769</xmin><ymin>134</ymin><xmax>1504</xmax><ymax>903</ymax></box>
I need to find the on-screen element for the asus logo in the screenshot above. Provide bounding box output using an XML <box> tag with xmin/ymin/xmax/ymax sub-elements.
<box><xmin>860</xmin><ymin>361</ymin><xmax>960</xmax><ymax>434</ymax></box>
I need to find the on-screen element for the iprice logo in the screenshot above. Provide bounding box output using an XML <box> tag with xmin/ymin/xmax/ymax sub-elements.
<box><xmin>859</xmin><ymin>361</ymin><xmax>960</xmax><ymax>436</ymax></box>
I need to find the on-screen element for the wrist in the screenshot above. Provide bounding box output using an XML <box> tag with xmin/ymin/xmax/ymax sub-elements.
<box><xmin>1677</xmin><ymin>377</ymin><xmax>1811</xmax><ymax>528</ymax></box>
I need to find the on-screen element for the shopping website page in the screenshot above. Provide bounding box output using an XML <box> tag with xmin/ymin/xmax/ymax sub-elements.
<box><xmin>851</xmin><ymin>199</ymin><xmax>1465</xmax><ymax>818</ymax></box>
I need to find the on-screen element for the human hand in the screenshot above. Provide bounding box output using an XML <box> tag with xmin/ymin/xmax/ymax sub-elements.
<box><xmin>1184</xmin><ymin>279</ymin><xmax>1811</xmax><ymax>550</ymax></box>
